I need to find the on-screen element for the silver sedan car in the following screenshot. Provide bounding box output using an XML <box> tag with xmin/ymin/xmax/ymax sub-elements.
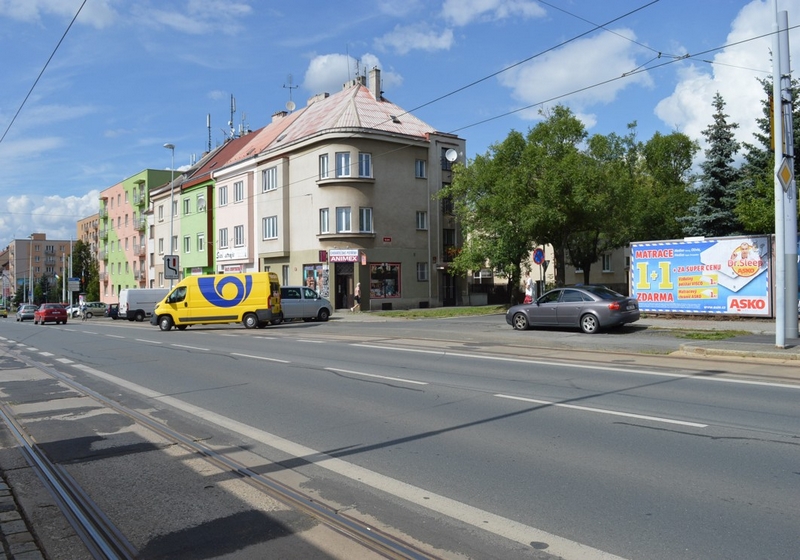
<box><xmin>506</xmin><ymin>285</ymin><xmax>640</xmax><ymax>334</ymax></box>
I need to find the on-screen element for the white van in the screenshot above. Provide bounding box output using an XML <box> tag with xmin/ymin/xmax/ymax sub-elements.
<box><xmin>119</xmin><ymin>288</ymin><xmax>169</xmax><ymax>321</ymax></box>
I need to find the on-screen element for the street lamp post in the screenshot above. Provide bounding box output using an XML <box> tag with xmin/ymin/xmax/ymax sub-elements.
<box><xmin>164</xmin><ymin>143</ymin><xmax>176</xmax><ymax>288</ymax></box>
<box><xmin>28</xmin><ymin>235</ymin><xmax>33</xmax><ymax>304</ymax></box>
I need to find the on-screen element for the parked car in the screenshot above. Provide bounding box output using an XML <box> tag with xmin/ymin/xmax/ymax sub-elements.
<box><xmin>67</xmin><ymin>301</ymin><xmax>106</xmax><ymax>318</ymax></box>
<box><xmin>33</xmin><ymin>303</ymin><xmax>68</xmax><ymax>325</ymax></box>
<box><xmin>15</xmin><ymin>304</ymin><xmax>37</xmax><ymax>322</ymax></box>
<box><xmin>105</xmin><ymin>303</ymin><xmax>119</xmax><ymax>320</ymax></box>
<box><xmin>1</xmin><ymin>307</ymin><xmax>6</xmax><ymax>318</ymax></box>
<box><xmin>279</xmin><ymin>286</ymin><xmax>332</xmax><ymax>322</ymax></box>
<box><xmin>506</xmin><ymin>285</ymin><xmax>640</xmax><ymax>334</ymax></box>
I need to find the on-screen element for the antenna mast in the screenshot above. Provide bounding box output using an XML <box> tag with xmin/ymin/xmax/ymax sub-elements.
<box><xmin>206</xmin><ymin>114</ymin><xmax>211</xmax><ymax>152</ymax></box>
<box><xmin>283</xmin><ymin>74</ymin><xmax>298</xmax><ymax>112</ymax></box>
<box><xmin>229</xmin><ymin>94</ymin><xmax>236</xmax><ymax>139</ymax></box>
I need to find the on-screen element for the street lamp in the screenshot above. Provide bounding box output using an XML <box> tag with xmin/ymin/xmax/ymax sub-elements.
<box><xmin>28</xmin><ymin>234</ymin><xmax>33</xmax><ymax>304</ymax></box>
<box><xmin>163</xmin><ymin>143</ymin><xmax>176</xmax><ymax>288</ymax></box>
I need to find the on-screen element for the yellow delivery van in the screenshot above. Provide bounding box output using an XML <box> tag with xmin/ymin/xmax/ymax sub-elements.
<box><xmin>151</xmin><ymin>272</ymin><xmax>281</xmax><ymax>331</ymax></box>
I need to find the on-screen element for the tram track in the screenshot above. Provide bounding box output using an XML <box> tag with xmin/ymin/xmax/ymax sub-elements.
<box><xmin>0</xmin><ymin>349</ymin><xmax>442</xmax><ymax>560</ymax></box>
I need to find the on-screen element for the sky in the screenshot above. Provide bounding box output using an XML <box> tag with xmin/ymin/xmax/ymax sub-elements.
<box><xmin>1</xmin><ymin>0</ymin><xmax>798</xmax><ymax>245</ymax></box>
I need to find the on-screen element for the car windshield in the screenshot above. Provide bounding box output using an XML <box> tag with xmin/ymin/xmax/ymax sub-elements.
<box><xmin>582</xmin><ymin>285</ymin><xmax>624</xmax><ymax>300</ymax></box>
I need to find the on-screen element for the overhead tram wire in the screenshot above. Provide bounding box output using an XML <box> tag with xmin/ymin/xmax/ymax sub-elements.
<box><xmin>0</xmin><ymin>0</ymin><xmax>88</xmax><ymax>146</ymax></box>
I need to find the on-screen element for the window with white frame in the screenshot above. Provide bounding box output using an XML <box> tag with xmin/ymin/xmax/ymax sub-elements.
<box><xmin>262</xmin><ymin>216</ymin><xmax>278</xmax><ymax>239</ymax></box>
<box><xmin>172</xmin><ymin>199</ymin><xmax>178</xmax><ymax>218</ymax></box>
<box><xmin>158</xmin><ymin>238</ymin><xmax>164</xmax><ymax>254</ymax></box>
<box><xmin>218</xmin><ymin>228</ymin><xmax>228</xmax><ymax>249</ymax></box>
<box><xmin>417</xmin><ymin>262</ymin><xmax>429</xmax><ymax>281</ymax></box>
<box><xmin>197</xmin><ymin>195</ymin><xmax>205</xmax><ymax>212</ymax></box>
<box><xmin>358</xmin><ymin>152</ymin><xmax>372</xmax><ymax>177</ymax></box>
<box><xmin>183</xmin><ymin>198</ymin><xmax>190</xmax><ymax>215</ymax></box>
<box><xmin>336</xmin><ymin>207</ymin><xmax>351</xmax><ymax>233</ymax></box>
<box><xmin>218</xmin><ymin>186</ymin><xmax>228</xmax><ymax>206</ymax></box>
<box><xmin>319</xmin><ymin>154</ymin><xmax>329</xmax><ymax>179</ymax></box>
<box><xmin>359</xmin><ymin>207</ymin><xmax>373</xmax><ymax>233</ymax></box>
<box><xmin>319</xmin><ymin>208</ymin><xmax>329</xmax><ymax>234</ymax></box>
<box><xmin>234</xmin><ymin>181</ymin><xmax>244</xmax><ymax>203</ymax></box>
<box><xmin>171</xmin><ymin>235</ymin><xmax>178</xmax><ymax>252</ymax></box>
<box><xmin>602</xmin><ymin>253</ymin><xmax>613</xmax><ymax>272</ymax></box>
<box><xmin>415</xmin><ymin>159</ymin><xmax>426</xmax><ymax>178</ymax></box>
<box><xmin>416</xmin><ymin>211</ymin><xmax>427</xmax><ymax>230</ymax></box>
<box><xmin>197</xmin><ymin>233</ymin><xmax>205</xmax><ymax>252</ymax></box>
<box><xmin>335</xmin><ymin>152</ymin><xmax>351</xmax><ymax>177</ymax></box>
<box><xmin>234</xmin><ymin>225</ymin><xmax>245</xmax><ymax>247</ymax></box>
<box><xmin>158</xmin><ymin>272</ymin><xmax>164</xmax><ymax>287</ymax></box>
<box><xmin>183</xmin><ymin>236</ymin><xmax>191</xmax><ymax>253</ymax></box>
<box><xmin>262</xmin><ymin>166</ymin><xmax>277</xmax><ymax>192</ymax></box>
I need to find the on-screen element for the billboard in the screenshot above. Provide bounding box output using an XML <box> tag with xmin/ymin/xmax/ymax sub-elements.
<box><xmin>630</xmin><ymin>236</ymin><xmax>771</xmax><ymax>316</ymax></box>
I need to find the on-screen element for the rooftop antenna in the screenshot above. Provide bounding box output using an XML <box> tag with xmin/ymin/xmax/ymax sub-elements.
<box><xmin>283</xmin><ymin>74</ymin><xmax>298</xmax><ymax>112</ymax></box>
<box><xmin>206</xmin><ymin>114</ymin><xmax>211</xmax><ymax>152</ymax></box>
<box><xmin>228</xmin><ymin>94</ymin><xmax>236</xmax><ymax>139</ymax></box>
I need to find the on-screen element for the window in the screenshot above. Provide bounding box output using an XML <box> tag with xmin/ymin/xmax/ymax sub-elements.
<box><xmin>197</xmin><ymin>195</ymin><xmax>205</xmax><ymax>212</ymax></box>
<box><xmin>218</xmin><ymin>186</ymin><xmax>228</xmax><ymax>206</ymax></box>
<box><xmin>262</xmin><ymin>166</ymin><xmax>277</xmax><ymax>192</ymax></box>
<box><xmin>218</xmin><ymin>228</ymin><xmax>228</xmax><ymax>249</ymax></box>
<box><xmin>359</xmin><ymin>207</ymin><xmax>373</xmax><ymax>233</ymax></box>
<box><xmin>415</xmin><ymin>159</ymin><xmax>426</xmax><ymax>178</ymax></box>
<box><xmin>358</xmin><ymin>152</ymin><xmax>372</xmax><ymax>177</ymax></box>
<box><xmin>319</xmin><ymin>208</ymin><xmax>330</xmax><ymax>234</ymax></box>
<box><xmin>158</xmin><ymin>238</ymin><xmax>164</xmax><ymax>254</ymax></box>
<box><xmin>335</xmin><ymin>152</ymin><xmax>351</xmax><ymax>177</ymax></box>
<box><xmin>416</xmin><ymin>211</ymin><xmax>427</xmax><ymax>230</ymax></box>
<box><xmin>441</xmin><ymin>195</ymin><xmax>454</xmax><ymax>215</ymax></box>
<box><xmin>319</xmin><ymin>154</ymin><xmax>329</xmax><ymax>179</ymax></box>
<box><xmin>234</xmin><ymin>225</ymin><xmax>245</xmax><ymax>247</ymax></box>
<box><xmin>183</xmin><ymin>198</ymin><xmax>190</xmax><ymax>215</ymax></box>
<box><xmin>171</xmin><ymin>236</ymin><xmax>178</xmax><ymax>253</ymax></box>
<box><xmin>336</xmin><ymin>207</ymin><xmax>351</xmax><ymax>233</ymax></box>
<box><xmin>417</xmin><ymin>262</ymin><xmax>428</xmax><ymax>282</ymax></box>
<box><xmin>158</xmin><ymin>204</ymin><xmax>164</xmax><ymax>222</ymax></box>
<box><xmin>172</xmin><ymin>199</ymin><xmax>178</xmax><ymax>218</ymax></box>
<box><xmin>370</xmin><ymin>263</ymin><xmax>400</xmax><ymax>298</ymax></box>
<box><xmin>262</xmin><ymin>216</ymin><xmax>278</xmax><ymax>239</ymax></box>
<box><xmin>197</xmin><ymin>233</ymin><xmax>205</xmax><ymax>252</ymax></box>
<box><xmin>234</xmin><ymin>181</ymin><xmax>244</xmax><ymax>203</ymax></box>
<box><xmin>183</xmin><ymin>236</ymin><xmax>191</xmax><ymax>253</ymax></box>
<box><xmin>602</xmin><ymin>253</ymin><xmax>613</xmax><ymax>272</ymax></box>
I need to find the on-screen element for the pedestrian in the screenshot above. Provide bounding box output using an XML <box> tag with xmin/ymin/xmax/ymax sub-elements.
<box><xmin>80</xmin><ymin>300</ymin><xmax>87</xmax><ymax>321</ymax></box>
<box><xmin>523</xmin><ymin>273</ymin><xmax>534</xmax><ymax>304</ymax></box>
<box><xmin>351</xmin><ymin>282</ymin><xmax>361</xmax><ymax>312</ymax></box>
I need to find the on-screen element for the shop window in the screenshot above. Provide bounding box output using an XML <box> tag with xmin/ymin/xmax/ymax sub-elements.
<box><xmin>370</xmin><ymin>263</ymin><xmax>401</xmax><ymax>298</ymax></box>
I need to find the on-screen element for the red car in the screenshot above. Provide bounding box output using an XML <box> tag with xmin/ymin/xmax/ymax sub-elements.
<box><xmin>33</xmin><ymin>303</ymin><xmax>68</xmax><ymax>325</ymax></box>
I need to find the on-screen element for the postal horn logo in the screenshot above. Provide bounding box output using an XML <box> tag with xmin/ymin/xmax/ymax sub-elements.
<box><xmin>198</xmin><ymin>276</ymin><xmax>252</xmax><ymax>308</ymax></box>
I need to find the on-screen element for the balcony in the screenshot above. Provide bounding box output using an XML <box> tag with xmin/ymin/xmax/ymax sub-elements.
<box><xmin>133</xmin><ymin>193</ymin><xmax>146</xmax><ymax>206</ymax></box>
<box><xmin>99</xmin><ymin>229</ymin><xmax>108</xmax><ymax>240</ymax></box>
<box><xmin>99</xmin><ymin>207</ymin><xmax>108</xmax><ymax>219</ymax></box>
<box><xmin>99</xmin><ymin>251</ymin><xmax>107</xmax><ymax>261</ymax></box>
<box><xmin>99</xmin><ymin>272</ymin><xmax>108</xmax><ymax>282</ymax></box>
<box><xmin>136</xmin><ymin>217</ymin><xmax>147</xmax><ymax>231</ymax></box>
<box><xmin>137</xmin><ymin>271</ymin><xmax>146</xmax><ymax>282</ymax></box>
<box><xmin>135</xmin><ymin>245</ymin><xmax>146</xmax><ymax>257</ymax></box>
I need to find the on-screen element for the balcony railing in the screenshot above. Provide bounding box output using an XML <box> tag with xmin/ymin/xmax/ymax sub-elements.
<box><xmin>99</xmin><ymin>208</ymin><xmax>108</xmax><ymax>219</ymax></box>
<box><xmin>99</xmin><ymin>272</ymin><xmax>108</xmax><ymax>282</ymax></box>
<box><xmin>99</xmin><ymin>229</ymin><xmax>108</xmax><ymax>239</ymax></box>
<box><xmin>135</xmin><ymin>245</ymin><xmax>146</xmax><ymax>257</ymax></box>
<box><xmin>99</xmin><ymin>251</ymin><xmax>107</xmax><ymax>261</ymax></box>
<box><xmin>137</xmin><ymin>271</ymin><xmax>146</xmax><ymax>282</ymax></box>
<box><xmin>136</xmin><ymin>217</ymin><xmax>147</xmax><ymax>231</ymax></box>
<box><xmin>133</xmin><ymin>193</ymin><xmax>145</xmax><ymax>206</ymax></box>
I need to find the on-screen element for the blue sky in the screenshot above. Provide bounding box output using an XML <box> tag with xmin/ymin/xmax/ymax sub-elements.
<box><xmin>0</xmin><ymin>0</ymin><xmax>797</xmax><ymax>244</ymax></box>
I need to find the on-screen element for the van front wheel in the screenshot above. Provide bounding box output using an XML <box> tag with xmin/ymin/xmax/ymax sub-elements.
<box><xmin>159</xmin><ymin>316</ymin><xmax>174</xmax><ymax>331</ymax></box>
<box><xmin>243</xmin><ymin>313</ymin><xmax>258</xmax><ymax>329</ymax></box>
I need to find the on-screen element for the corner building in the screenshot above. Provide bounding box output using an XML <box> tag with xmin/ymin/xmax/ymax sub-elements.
<box><xmin>211</xmin><ymin>68</ymin><xmax>465</xmax><ymax>311</ymax></box>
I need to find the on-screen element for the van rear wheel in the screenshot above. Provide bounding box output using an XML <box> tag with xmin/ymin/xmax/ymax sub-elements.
<box><xmin>243</xmin><ymin>313</ymin><xmax>258</xmax><ymax>329</ymax></box>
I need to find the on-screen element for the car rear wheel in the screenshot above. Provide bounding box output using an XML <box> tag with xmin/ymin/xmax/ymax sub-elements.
<box><xmin>243</xmin><ymin>313</ymin><xmax>258</xmax><ymax>329</ymax></box>
<box><xmin>159</xmin><ymin>316</ymin><xmax>174</xmax><ymax>331</ymax></box>
<box><xmin>317</xmin><ymin>308</ymin><xmax>330</xmax><ymax>322</ymax></box>
<box><xmin>580</xmin><ymin>313</ymin><xmax>600</xmax><ymax>334</ymax></box>
<box><xmin>511</xmin><ymin>312</ymin><xmax>529</xmax><ymax>330</ymax></box>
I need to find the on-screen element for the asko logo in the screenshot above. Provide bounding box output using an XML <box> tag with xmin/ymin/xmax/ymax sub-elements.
<box><xmin>728</xmin><ymin>296</ymin><xmax>769</xmax><ymax>315</ymax></box>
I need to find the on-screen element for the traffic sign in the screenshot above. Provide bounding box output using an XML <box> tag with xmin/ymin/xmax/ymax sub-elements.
<box><xmin>533</xmin><ymin>248</ymin><xmax>545</xmax><ymax>265</ymax></box>
<box><xmin>164</xmin><ymin>255</ymin><xmax>180</xmax><ymax>279</ymax></box>
<box><xmin>777</xmin><ymin>157</ymin><xmax>793</xmax><ymax>192</ymax></box>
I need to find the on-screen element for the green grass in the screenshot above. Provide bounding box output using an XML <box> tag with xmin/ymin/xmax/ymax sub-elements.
<box><xmin>372</xmin><ymin>304</ymin><xmax>507</xmax><ymax>319</ymax></box>
<box><xmin>673</xmin><ymin>329</ymin><xmax>751</xmax><ymax>340</ymax></box>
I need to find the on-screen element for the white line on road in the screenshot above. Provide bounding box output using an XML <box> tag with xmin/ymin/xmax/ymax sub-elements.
<box><xmin>39</xmin><ymin>352</ymin><xmax>54</xmax><ymax>357</ymax></box>
<box><xmin>230</xmin><ymin>353</ymin><xmax>289</xmax><ymax>363</ymax></box>
<box><xmin>495</xmin><ymin>394</ymin><xmax>708</xmax><ymax>427</ymax></box>
<box><xmin>325</xmin><ymin>367</ymin><xmax>428</xmax><ymax>385</ymax></box>
<box><xmin>105</xmin><ymin>334</ymin><xmax>125</xmax><ymax>339</ymax></box>
<box><xmin>354</xmin><ymin>344</ymin><xmax>800</xmax><ymax>389</ymax></box>
<box><xmin>170</xmin><ymin>344</ymin><xmax>209</xmax><ymax>351</ymax></box>
<box><xmin>56</xmin><ymin>358</ymin><xmax>73</xmax><ymax>364</ymax></box>
<box><xmin>71</xmin><ymin>363</ymin><xmax>626</xmax><ymax>560</ymax></box>
<box><xmin>135</xmin><ymin>339</ymin><xmax>163</xmax><ymax>344</ymax></box>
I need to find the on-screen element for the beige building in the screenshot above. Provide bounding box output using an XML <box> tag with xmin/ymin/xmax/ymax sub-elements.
<box><xmin>5</xmin><ymin>233</ymin><xmax>72</xmax><ymax>304</ymax></box>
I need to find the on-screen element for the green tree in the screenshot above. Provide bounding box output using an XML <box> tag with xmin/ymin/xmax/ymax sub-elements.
<box><xmin>443</xmin><ymin>130</ymin><xmax>533</xmax><ymax>302</ymax></box>
<box><xmin>682</xmin><ymin>92</ymin><xmax>742</xmax><ymax>237</ymax></box>
<box><xmin>736</xmin><ymin>77</ymin><xmax>800</xmax><ymax>233</ymax></box>
<box><xmin>72</xmin><ymin>241</ymin><xmax>99</xmax><ymax>301</ymax></box>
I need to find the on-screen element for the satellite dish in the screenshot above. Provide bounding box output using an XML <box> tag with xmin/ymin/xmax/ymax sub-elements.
<box><xmin>286</xmin><ymin>100</ymin><xmax>296</xmax><ymax>112</ymax></box>
<box><xmin>445</xmin><ymin>148</ymin><xmax>458</xmax><ymax>162</ymax></box>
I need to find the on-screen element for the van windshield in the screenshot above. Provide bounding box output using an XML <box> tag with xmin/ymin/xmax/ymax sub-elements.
<box><xmin>167</xmin><ymin>286</ymin><xmax>187</xmax><ymax>303</ymax></box>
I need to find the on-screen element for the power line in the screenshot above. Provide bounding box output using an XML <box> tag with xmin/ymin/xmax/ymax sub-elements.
<box><xmin>0</xmin><ymin>0</ymin><xmax>87</xmax><ymax>146</ymax></box>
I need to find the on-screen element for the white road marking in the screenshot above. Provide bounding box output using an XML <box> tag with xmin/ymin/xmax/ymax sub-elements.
<box><xmin>495</xmin><ymin>394</ymin><xmax>707</xmax><ymax>427</ymax></box>
<box><xmin>298</xmin><ymin>339</ymin><xmax>325</xmax><ymax>344</ymax></box>
<box><xmin>170</xmin><ymin>344</ymin><xmax>209</xmax><ymax>351</ymax></box>
<box><xmin>72</xmin><ymin>363</ymin><xmax>626</xmax><ymax>560</ymax></box>
<box><xmin>230</xmin><ymin>353</ymin><xmax>289</xmax><ymax>364</ymax></box>
<box><xmin>135</xmin><ymin>339</ymin><xmax>163</xmax><ymax>344</ymax></box>
<box><xmin>105</xmin><ymin>334</ymin><xmax>125</xmax><ymax>339</ymax></box>
<box><xmin>355</xmin><ymin>344</ymin><xmax>800</xmax><ymax>389</ymax></box>
<box><xmin>56</xmin><ymin>358</ymin><xmax>73</xmax><ymax>364</ymax></box>
<box><xmin>39</xmin><ymin>352</ymin><xmax>54</xmax><ymax>357</ymax></box>
<box><xmin>325</xmin><ymin>367</ymin><xmax>428</xmax><ymax>385</ymax></box>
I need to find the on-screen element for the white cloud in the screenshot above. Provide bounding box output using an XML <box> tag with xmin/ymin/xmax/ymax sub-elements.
<box><xmin>442</xmin><ymin>0</ymin><xmax>545</xmax><ymax>27</ymax></box>
<box><xmin>0</xmin><ymin>0</ymin><xmax>116</xmax><ymax>28</ymax></box>
<box><xmin>655</xmin><ymin>0</ymin><xmax>790</xmax><ymax>154</ymax></box>
<box><xmin>498</xmin><ymin>28</ymin><xmax>652</xmax><ymax>121</ymax></box>
<box><xmin>133</xmin><ymin>1</ymin><xmax>252</xmax><ymax>36</ymax></box>
<box><xmin>376</xmin><ymin>23</ymin><xmax>454</xmax><ymax>54</ymax></box>
<box><xmin>303</xmin><ymin>53</ymin><xmax>403</xmax><ymax>96</ymax></box>
<box><xmin>0</xmin><ymin>190</ymin><xmax>99</xmax><ymax>243</ymax></box>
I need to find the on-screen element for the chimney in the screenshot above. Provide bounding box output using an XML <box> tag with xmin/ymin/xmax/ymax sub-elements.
<box><xmin>369</xmin><ymin>67</ymin><xmax>382</xmax><ymax>100</ymax></box>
